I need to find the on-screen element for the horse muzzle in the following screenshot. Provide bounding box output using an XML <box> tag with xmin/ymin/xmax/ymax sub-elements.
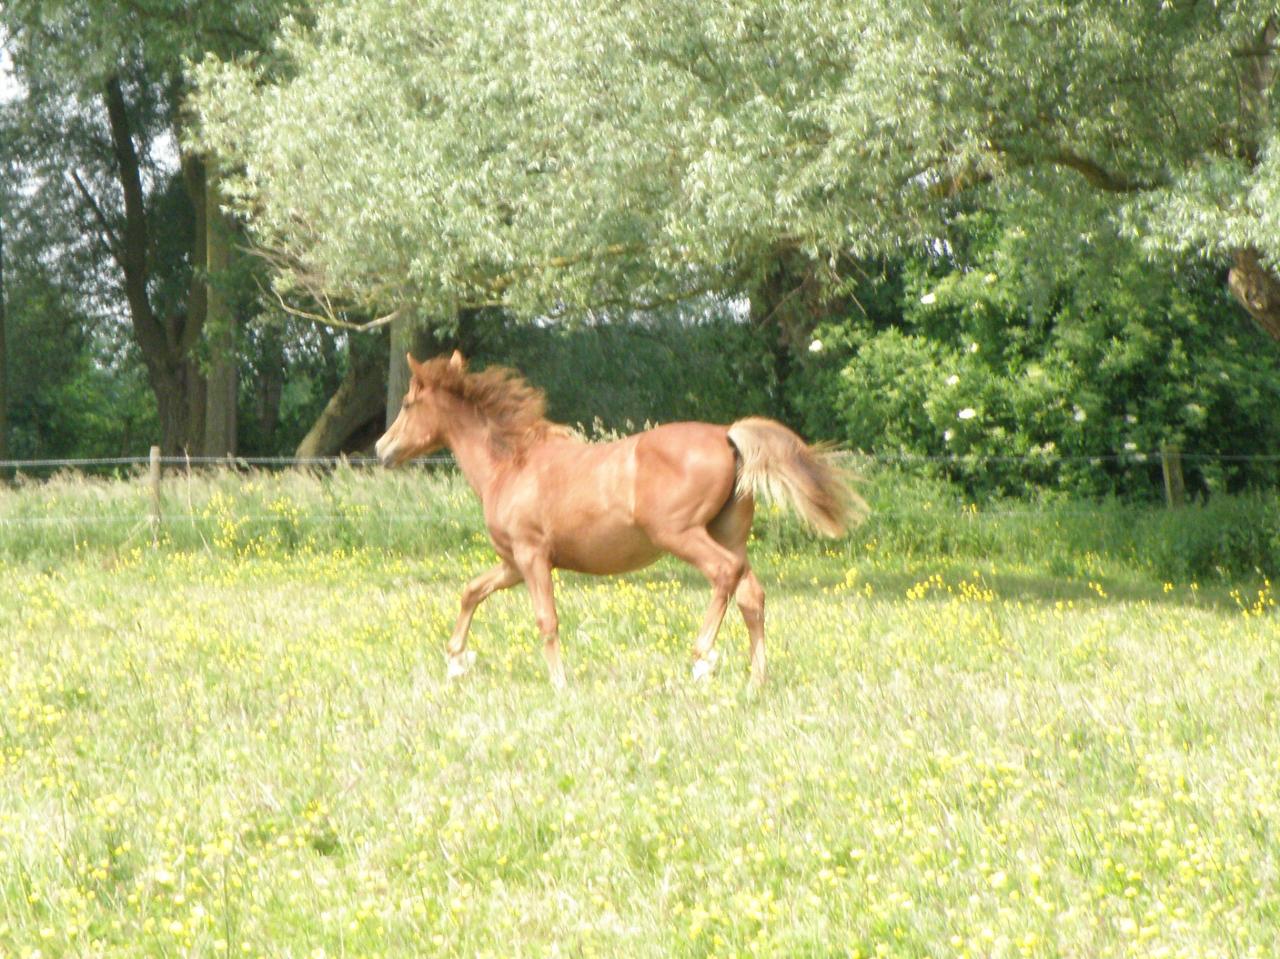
<box><xmin>374</xmin><ymin>434</ymin><xmax>400</xmax><ymax>467</ymax></box>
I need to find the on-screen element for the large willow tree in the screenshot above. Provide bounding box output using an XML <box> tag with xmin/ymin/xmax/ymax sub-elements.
<box><xmin>195</xmin><ymin>1</ymin><xmax>1280</xmax><ymax>339</ymax></box>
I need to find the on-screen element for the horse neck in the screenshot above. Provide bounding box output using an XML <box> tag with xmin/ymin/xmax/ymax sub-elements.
<box><xmin>441</xmin><ymin>398</ymin><xmax>508</xmax><ymax>499</ymax></box>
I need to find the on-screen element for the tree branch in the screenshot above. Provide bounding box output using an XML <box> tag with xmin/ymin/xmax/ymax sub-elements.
<box><xmin>543</xmin><ymin>281</ymin><xmax>726</xmax><ymax>321</ymax></box>
<box><xmin>66</xmin><ymin>169</ymin><xmax>124</xmax><ymax>270</ymax></box>
<box><xmin>929</xmin><ymin>139</ymin><xmax>1165</xmax><ymax>198</ymax></box>
<box><xmin>115</xmin><ymin>0</ymin><xmax>263</xmax><ymax>50</ymax></box>
<box><xmin>178</xmin><ymin>151</ymin><xmax>209</xmax><ymax>356</ymax></box>
<box><xmin>263</xmin><ymin>281</ymin><xmax>403</xmax><ymax>332</ymax></box>
<box><xmin>103</xmin><ymin>73</ymin><xmax>168</xmax><ymax>360</ymax></box>
<box><xmin>1228</xmin><ymin>246</ymin><xmax>1280</xmax><ymax>341</ymax></box>
<box><xmin>1047</xmin><ymin>149</ymin><xmax>1160</xmax><ymax>194</ymax></box>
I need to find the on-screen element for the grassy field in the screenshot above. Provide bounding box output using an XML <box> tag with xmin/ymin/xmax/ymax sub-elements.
<box><xmin>0</xmin><ymin>467</ymin><xmax>1277</xmax><ymax>957</ymax></box>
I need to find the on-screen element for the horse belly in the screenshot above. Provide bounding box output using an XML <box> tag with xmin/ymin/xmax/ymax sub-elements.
<box><xmin>551</xmin><ymin>520</ymin><xmax>661</xmax><ymax>575</ymax></box>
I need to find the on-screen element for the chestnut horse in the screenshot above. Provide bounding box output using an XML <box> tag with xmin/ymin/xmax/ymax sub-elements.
<box><xmin>376</xmin><ymin>351</ymin><xmax>859</xmax><ymax>688</ymax></box>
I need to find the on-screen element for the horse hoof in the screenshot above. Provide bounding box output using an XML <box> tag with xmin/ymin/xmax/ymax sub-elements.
<box><xmin>446</xmin><ymin>650</ymin><xmax>476</xmax><ymax>680</ymax></box>
<box><xmin>691</xmin><ymin>650</ymin><xmax>719</xmax><ymax>682</ymax></box>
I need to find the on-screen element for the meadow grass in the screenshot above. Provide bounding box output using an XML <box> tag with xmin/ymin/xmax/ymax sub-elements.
<box><xmin>0</xmin><ymin>468</ymin><xmax>1277</xmax><ymax>957</ymax></box>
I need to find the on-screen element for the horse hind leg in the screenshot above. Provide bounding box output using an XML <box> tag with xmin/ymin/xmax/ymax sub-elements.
<box><xmin>735</xmin><ymin>570</ymin><xmax>766</xmax><ymax>687</ymax></box>
<box><xmin>651</xmin><ymin>523</ymin><xmax>746</xmax><ymax>681</ymax></box>
<box><xmin>710</xmin><ymin>493</ymin><xmax>766</xmax><ymax>687</ymax></box>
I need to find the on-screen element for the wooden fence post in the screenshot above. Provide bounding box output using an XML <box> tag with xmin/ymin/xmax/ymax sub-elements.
<box><xmin>149</xmin><ymin>445</ymin><xmax>162</xmax><ymax>544</ymax></box>
<box><xmin>1161</xmin><ymin>445</ymin><xmax>1185</xmax><ymax>508</ymax></box>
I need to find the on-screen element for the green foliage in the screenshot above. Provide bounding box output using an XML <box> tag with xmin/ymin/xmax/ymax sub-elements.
<box><xmin>235</xmin><ymin>318</ymin><xmax>346</xmax><ymax>457</ymax></box>
<box><xmin>2</xmin><ymin>240</ymin><xmax>158</xmax><ymax>460</ymax></box>
<box><xmin>0</xmin><ymin>465</ymin><xmax>482</xmax><ymax>562</ymax></box>
<box><xmin>754</xmin><ymin>462</ymin><xmax>1280</xmax><ymax>585</ymax></box>
<box><xmin>6</xmin><ymin>0</ymin><xmax>1280</xmax><ymax>474</ymax></box>
<box><xmin>2</xmin><ymin>0</ymin><xmax>310</xmax><ymax>457</ymax></box>
<box><xmin>2</xmin><ymin>0</ymin><xmax>299</xmax><ymax>92</ymax></box>
<box><xmin>1139</xmin><ymin>494</ymin><xmax>1280</xmax><ymax>583</ymax></box>
<box><xmin>193</xmin><ymin>0</ymin><xmax>1280</xmax><ymax>323</ymax></box>
<box><xmin>478</xmin><ymin>311</ymin><xmax>780</xmax><ymax>432</ymax></box>
<box><xmin>791</xmin><ymin>222</ymin><xmax>1280</xmax><ymax>499</ymax></box>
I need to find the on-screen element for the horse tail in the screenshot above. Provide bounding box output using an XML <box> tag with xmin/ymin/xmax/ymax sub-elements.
<box><xmin>726</xmin><ymin>417</ymin><xmax>866</xmax><ymax>538</ymax></box>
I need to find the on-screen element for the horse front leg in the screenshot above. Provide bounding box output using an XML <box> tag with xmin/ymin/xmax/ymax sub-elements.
<box><xmin>517</xmin><ymin>552</ymin><xmax>566</xmax><ymax>690</ymax></box>
<box><xmin>446</xmin><ymin>563</ymin><xmax>522</xmax><ymax>678</ymax></box>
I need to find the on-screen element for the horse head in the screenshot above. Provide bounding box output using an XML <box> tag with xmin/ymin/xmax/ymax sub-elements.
<box><xmin>375</xmin><ymin>350</ymin><xmax>465</xmax><ymax>466</ymax></box>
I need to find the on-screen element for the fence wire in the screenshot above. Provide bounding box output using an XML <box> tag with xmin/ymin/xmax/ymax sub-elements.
<box><xmin>3</xmin><ymin>450</ymin><xmax>1280</xmax><ymax>472</ymax></box>
<box><xmin>0</xmin><ymin>449</ymin><xmax>1275</xmax><ymax>532</ymax></box>
<box><xmin>0</xmin><ymin>454</ymin><xmax>453</xmax><ymax>471</ymax></box>
<box><xmin>0</xmin><ymin>506</ymin><xmax>1185</xmax><ymax>530</ymax></box>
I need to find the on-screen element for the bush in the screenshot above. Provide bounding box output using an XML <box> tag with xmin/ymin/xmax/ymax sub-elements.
<box><xmin>737</xmin><ymin>458</ymin><xmax>1280</xmax><ymax>583</ymax></box>
<box><xmin>480</xmin><ymin>310</ymin><xmax>782</xmax><ymax>431</ymax></box>
<box><xmin>788</xmin><ymin>225</ymin><xmax>1280</xmax><ymax>501</ymax></box>
<box><xmin>1136</xmin><ymin>495</ymin><xmax>1280</xmax><ymax>582</ymax></box>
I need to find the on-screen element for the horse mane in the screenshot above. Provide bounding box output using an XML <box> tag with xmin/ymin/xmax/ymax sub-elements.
<box><xmin>418</xmin><ymin>357</ymin><xmax>567</xmax><ymax>456</ymax></box>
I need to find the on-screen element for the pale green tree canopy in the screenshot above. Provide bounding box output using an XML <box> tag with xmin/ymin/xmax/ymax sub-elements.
<box><xmin>193</xmin><ymin>0</ymin><xmax>1279</xmax><ymax>333</ymax></box>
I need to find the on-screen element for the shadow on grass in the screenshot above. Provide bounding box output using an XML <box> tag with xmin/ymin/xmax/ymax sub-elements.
<box><xmin>541</xmin><ymin>552</ymin><xmax>1254</xmax><ymax>616</ymax></box>
<box><xmin>846</xmin><ymin>567</ymin><xmax>1243</xmax><ymax>613</ymax></box>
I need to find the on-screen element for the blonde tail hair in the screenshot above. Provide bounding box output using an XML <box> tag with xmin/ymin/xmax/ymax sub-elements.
<box><xmin>727</xmin><ymin>417</ymin><xmax>866</xmax><ymax>537</ymax></box>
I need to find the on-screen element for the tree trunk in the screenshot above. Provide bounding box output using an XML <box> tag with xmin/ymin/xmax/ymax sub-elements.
<box><xmin>202</xmin><ymin>167</ymin><xmax>237</xmax><ymax>456</ymax></box>
<box><xmin>153</xmin><ymin>373</ymin><xmax>186</xmax><ymax>458</ymax></box>
<box><xmin>297</xmin><ymin>337</ymin><xmax>388</xmax><ymax>458</ymax></box>
<box><xmin>105</xmin><ymin>75</ymin><xmax>208</xmax><ymax>455</ymax></box>
<box><xmin>386</xmin><ymin>317</ymin><xmax>413</xmax><ymax>429</ymax></box>
<box><xmin>381</xmin><ymin>311</ymin><xmax>485</xmax><ymax>428</ymax></box>
<box><xmin>385</xmin><ymin>317</ymin><xmax>436</xmax><ymax>427</ymax></box>
<box><xmin>148</xmin><ymin>357</ymin><xmax>206</xmax><ymax>460</ymax></box>
<box><xmin>1227</xmin><ymin>18</ymin><xmax>1280</xmax><ymax>338</ymax></box>
<box><xmin>748</xmin><ymin>249</ymin><xmax>830</xmax><ymax>415</ymax></box>
<box><xmin>256</xmin><ymin>323</ymin><xmax>286</xmax><ymax>442</ymax></box>
<box><xmin>0</xmin><ymin>212</ymin><xmax>8</xmax><ymax>461</ymax></box>
<box><xmin>1228</xmin><ymin>247</ymin><xmax>1280</xmax><ymax>342</ymax></box>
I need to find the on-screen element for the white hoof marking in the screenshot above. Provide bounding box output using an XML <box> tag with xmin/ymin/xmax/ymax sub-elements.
<box><xmin>446</xmin><ymin>650</ymin><xmax>476</xmax><ymax>680</ymax></box>
<box><xmin>691</xmin><ymin>649</ymin><xmax>719</xmax><ymax>682</ymax></box>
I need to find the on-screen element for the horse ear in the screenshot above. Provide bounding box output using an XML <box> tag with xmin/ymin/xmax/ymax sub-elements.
<box><xmin>449</xmin><ymin>349</ymin><xmax>466</xmax><ymax>372</ymax></box>
<box><xmin>406</xmin><ymin>353</ymin><xmax>423</xmax><ymax>377</ymax></box>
